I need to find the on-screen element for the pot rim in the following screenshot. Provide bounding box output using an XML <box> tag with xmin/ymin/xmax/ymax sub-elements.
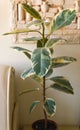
<box><xmin>32</xmin><ymin>119</ymin><xmax>58</xmax><ymax>130</ymax></box>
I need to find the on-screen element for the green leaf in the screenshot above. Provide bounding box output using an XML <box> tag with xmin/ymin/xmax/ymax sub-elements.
<box><xmin>26</xmin><ymin>19</ymin><xmax>43</xmax><ymax>27</ymax></box>
<box><xmin>44</xmin><ymin>98</ymin><xmax>56</xmax><ymax>117</ymax></box>
<box><xmin>21</xmin><ymin>3</ymin><xmax>41</xmax><ymax>19</ymax></box>
<box><xmin>3</xmin><ymin>28</ymin><xmax>39</xmax><ymax>35</ymax></box>
<box><xmin>51</xmin><ymin>9</ymin><xmax>76</xmax><ymax>33</ymax></box>
<box><xmin>49</xmin><ymin>76</ymin><xmax>74</xmax><ymax>94</ymax></box>
<box><xmin>45</xmin><ymin>68</ymin><xmax>53</xmax><ymax>78</ymax></box>
<box><xmin>37</xmin><ymin>38</ymin><xmax>48</xmax><ymax>48</ymax></box>
<box><xmin>19</xmin><ymin>88</ymin><xmax>40</xmax><ymax>96</ymax></box>
<box><xmin>45</xmin><ymin>38</ymin><xmax>62</xmax><ymax>48</ymax></box>
<box><xmin>31</xmin><ymin>48</ymin><xmax>51</xmax><ymax>77</ymax></box>
<box><xmin>52</xmin><ymin>56</ymin><xmax>77</xmax><ymax>68</ymax></box>
<box><xmin>12</xmin><ymin>46</ymin><xmax>31</xmax><ymax>59</ymax></box>
<box><xmin>23</xmin><ymin>52</ymin><xmax>31</xmax><ymax>59</ymax></box>
<box><xmin>12</xmin><ymin>46</ymin><xmax>31</xmax><ymax>52</ymax></box>
<box><xmin>23</xmin><ymin>37</ymin><xmax>41</xmax><ymax>41</ymax></box>
<box><xmin>21</xmin><ymin>68</ymin><xmax>35</xmax><ymax>79</ymax></box>
<box><xmin>30</xmin><ymin>100</ymin><xmax>40</xmax><ymax>113</ymax></box>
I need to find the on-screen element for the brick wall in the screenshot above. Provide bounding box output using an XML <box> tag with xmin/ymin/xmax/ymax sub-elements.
<box><xmin>10</xmin><ymin>0</ymin><xmax>80</xmax><ymax>44</ymax></box>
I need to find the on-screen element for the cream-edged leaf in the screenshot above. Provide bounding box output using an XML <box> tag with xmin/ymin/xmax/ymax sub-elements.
<box><xmin>21</xmin><ymin>3</ymin><xmax>41</xmax><ymax>19</ymax></box>
<box><xmin>51</xmin><ymin>9</ymin><xmax>76</xmax><ymax>33</ymax></box>
<box><xmin>21</xmin><ymin>68</ymin><xmax>35</xmax><ymax>79</ymax></box>
<box><xmin>49</xmin><ymin>76</ymin><xmax>74</xmax><ymax>94</ymax></box>
<box><xmin>23</xmin><ymin>37</ymin><xmax>41</xmax><ymax>41</ymax></box>
<box><xmin>19</xmin><ymin>88</ymin><xmax>40</xmax><ymax>96</ymax></box>
<box><xmin>45</xmin><ymin>38</ymin><xmax>62</xmax><ymax>48</ymax></box>
<box><xmin>44</xmin><ymin>98</ymin><xmax>56</xmax><ymax>117</ymax></box>
<box><xmin>30</xmin><ymin>100</ymin><xmax>40</xmax><ymax>113</ymax></box>
<box><xmin>52</xmin><ymin>56</ymin><xmax>77</xmax><ymax>68</ymax></box>
<box><xmin>31</xmin><ymin>48</ymin><xmax>51</xmax><ymax>77</ymax></box>
<box><xmin>12</xmin><ymin>46</ymin><xmax>31</xmax><ymax>59</ymax></box>
<box><xmin>26</xmin><ymin>19</ymin><xmax>43</xmax><ymax>27</ymax></box>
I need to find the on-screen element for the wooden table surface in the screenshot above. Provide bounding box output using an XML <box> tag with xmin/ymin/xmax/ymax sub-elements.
<box><xmin>23</xmin><ymin>125</ymin><xmax>80</xmax><ymax>130</ymax></box>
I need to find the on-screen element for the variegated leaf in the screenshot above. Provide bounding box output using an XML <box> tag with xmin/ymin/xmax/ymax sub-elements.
<box><xmin>52</xmin><ymin>56</ymin><xmax>77</xmax><ymax>68</ymax></box>
<box><xmin>19</xmin><ymin>88</ymin><xmax>40</xmax><ymax>96</ymax></box>
<box><xmin>44</xmin><ymin>98</ymin><xmax>56</xmax><ymax>117</ymax></box>
<box><xmin>31</xmin><ymin>48</ymin><xmax>51</xmax><ymax>77</ymax></box>
<box><xmin>12</xmin><ymin>46</ymin><xmax>31</xmax><ymax>52</ymax></box>
<box><xmin>12</xmin><ymin>46</ymin><xmax>31</xmax><ymax>59</ymax></box>
<box><xmin>21</xmin><ymin>68</ymin><xmax>35</xmax><ymax>80</ymax></box>
<box><xmin>51</xmin><ymin>9</ymin><xmax>76</xmax><ymax>33</ymax></box>
<box><xmin>3</xmin><ymin>28</ymin><xmax>38</xmax><ymax>35</ymax></box>
<box><xmin>26</xmin><ymin>19</ymin><xmax>43</xmax><ymax>27</ymax></box>
<box><xmin>21</xmin><ymin>3</ymin><xmax>41</xmax><ymax>19</ymax></box>
<box><xmin>49</xmin><ymin>76</ymin><xmax>74</xmax><ymax>94</ymax></box>
<box><xmin>30</xmin><ymin>100</ymin><xmax>40</xmax><ymax>113</ymax></box>
<box><xmin>45</xmin><ymin>38</ymin><xmax>62</xmax><ymax>48</ymax></box>
<box><xmin>23</xmin><ymin>37</ymin><xmax>41</xmax><ymax>41</ymax></box>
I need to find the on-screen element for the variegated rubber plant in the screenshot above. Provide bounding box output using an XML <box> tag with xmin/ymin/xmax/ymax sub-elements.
<box><xmin>4</xmin><ymin>3</ymin><xmax>77</xmax><ymax>129</ymax></box>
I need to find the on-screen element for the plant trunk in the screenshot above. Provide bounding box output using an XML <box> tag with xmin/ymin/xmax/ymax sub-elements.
<box><xmin>43</xmin><ymin>76</ymin><xmax>47</xmax><ymax>130</ymax></box>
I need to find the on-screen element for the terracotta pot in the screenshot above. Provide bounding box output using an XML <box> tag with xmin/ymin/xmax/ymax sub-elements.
<box><xmin>32</xmin><ymin>119</ymin><xmax>58</xmax><ymax>130</ymax></box>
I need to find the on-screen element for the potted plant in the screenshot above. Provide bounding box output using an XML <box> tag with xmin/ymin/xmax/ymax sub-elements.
<box><xmin>4</xmin><ymin>3</ymin><xmax>77</xmax><ymax>130</ymax></box>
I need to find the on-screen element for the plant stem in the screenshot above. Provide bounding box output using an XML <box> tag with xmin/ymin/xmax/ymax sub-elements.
<box><xmin>42</xmin><ymin>23</ymin><xmax>45</xmax><ymax>47</ymax></box>
<box><xmin>43</xmin><ymin>76</ymin><xmax>47</xmax><ymax>130</ymax></box>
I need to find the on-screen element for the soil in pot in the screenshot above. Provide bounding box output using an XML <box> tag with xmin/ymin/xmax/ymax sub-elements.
<box><xmin>32</xmin><ymin>119</ymin><xmax>58</xmax><ymax>130</ymax></box>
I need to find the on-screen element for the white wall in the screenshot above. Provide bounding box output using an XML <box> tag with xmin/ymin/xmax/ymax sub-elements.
<box><xmin>0</xmin><ymin>0</ymin><xmax>80</xmax><ymax>128</ymax></box>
